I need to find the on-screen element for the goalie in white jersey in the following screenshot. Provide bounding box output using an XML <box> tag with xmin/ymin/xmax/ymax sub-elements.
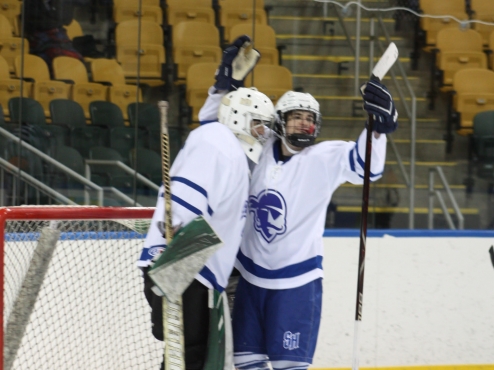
<box><xmin>232</xmin><ymin>83</ymin><xmax>398</xmax><ymax>369</ymax></box>
<box><xmin>137</xmin><ymin>36</ymin><xmax>276</xmax><ymax>370</ymax></box>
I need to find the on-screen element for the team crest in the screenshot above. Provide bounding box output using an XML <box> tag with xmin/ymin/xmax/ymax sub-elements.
<box><xmin>249</xmin><ymin>189</ymin><xmax>287</xmax><ymax>243</ymax></box>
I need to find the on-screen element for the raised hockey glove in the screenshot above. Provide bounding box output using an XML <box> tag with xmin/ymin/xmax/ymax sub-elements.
<box><xmin>214</xmin><ymin>35</ymin><xmax>260</xmax><ymax>91</ymax></box>
<box><xmin>360</xmin><ymin>79</ymin><xmax>398</xmax><ymax>134</ymax></box>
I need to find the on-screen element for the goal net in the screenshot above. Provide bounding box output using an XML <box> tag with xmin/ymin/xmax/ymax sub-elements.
<box><xmin>1</xmin><ymin>206</ymin><xmax>163</xmax><ymax>370</ymax></box>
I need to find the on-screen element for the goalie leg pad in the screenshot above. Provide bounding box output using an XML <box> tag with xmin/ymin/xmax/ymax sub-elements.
<box><xmin>143</xmin><ymin>270</ymin><xmax>210</xmax><ymax>368</ymax></box>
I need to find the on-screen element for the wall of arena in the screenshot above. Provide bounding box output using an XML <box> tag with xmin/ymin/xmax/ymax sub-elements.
<box><xmin>313</xmin><ymin>232</ymin><xmax>494</xmax><ymax>370</ymax></box>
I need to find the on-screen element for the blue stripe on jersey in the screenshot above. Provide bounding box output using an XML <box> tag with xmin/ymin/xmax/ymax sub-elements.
<box><xmin>200</xmin><ymin>119</ymin><xmax>216</xmax><ymax>125</ymax></box>
<box><xmin>170</xmin><ymin>177</ymin><xmax>214</xmax><ymax>215</ymax></box>
<box><xmin>199</xmin><ymin>265</ymin><xmax>224</xmax><ymax>292</ymax></box>
<box><xmin>171</xmin><ymin>194</ymin><xmax>202</xmax><ymax>215</ymax></box>
<box><xmin>349</xmin><ymin>144</ymin><xmax>382</xmax><ymax>179</ymax></box>
<box><xmin>237</xmin><ymin>250</ymin><xmax>323</xmax><ymax>279</ymax></box>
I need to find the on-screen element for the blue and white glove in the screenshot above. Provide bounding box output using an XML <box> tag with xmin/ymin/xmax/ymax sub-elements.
<box><xmin>214</xmin><ymin>35</ymin><xmax>260</xmax><ymax>92</ymax></box>
<box><xmin>360</xmin><ymin>79</ymin><xmax>398</xmax><ymax>134</ymax></box>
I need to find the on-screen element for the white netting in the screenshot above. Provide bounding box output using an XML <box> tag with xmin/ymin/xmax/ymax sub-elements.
<box><xmin>2</xmin><ymin>207</ymin><xmax>162</xmax><ymax>370</ymax></box>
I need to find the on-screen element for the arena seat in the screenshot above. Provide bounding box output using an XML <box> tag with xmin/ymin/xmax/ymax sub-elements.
<box><xmin>113</xmin><ymin>0</ymin><xmax>163</xmax><ymax>25</ymax></box>
<box><xmin>0</xmin><ymin>54</ymin><xmax>27</xmax><ymax>116</ymax></box>
<box><xmin>14</xmin><ymin>54</ymin><xmax>70</xmax><ymax>117</ymax></box>
<box><xmin>0</xmin><ymin>14</ymin><xmax>29</xmax><ymax>73</ymax></box>
<box><xmin>218</xmin><ymin>0</ymin><xmax>268</xmax><ymax>43</ymax></box>
<box><xmin>229</xmin><ymin>23</ymin><xmax>280</xmax><ymax>65</ymax></box>
<box><xmin>173</xmin><ymin>21</ymin><xmax>222</xmax><ymax>80</ymax></box>
<box><xmin>244</xmin><ymin>64</ymin><xmax>293</xmax><ymax>105</ymax></box>
<box><xmin>469</xmin><ymin>0</ymin><xmax>494</xmax><ymax>46</ymax></box>
<box><xmin>52</xmin><ymin>56</ymin><xmax>108</xmax><ymax>119</ymax></box>
<box><xmin>450</xmin><ymin>68</ymin><xmax>494</xmax><ymax>136</ymax></box>
<box><xmin>166</xmin><ymin>0</ymin><xmax>215</xmax><ymax>28</ymax></box>
<box><xmin>90</xmin><ymin>58</ymin><xmax>142</xmax><ymax>120</ymax></box>
<box><xmin>115</xmin><ymin>20</ymin><xmax>166</xmax><ymax>85</ymax></box>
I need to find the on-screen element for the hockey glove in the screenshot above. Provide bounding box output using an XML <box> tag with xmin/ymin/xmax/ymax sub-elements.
<box><xmin>360</xmin><ymin>79</ymin><xmax>398</xmax><ymax>134</ymax></box>
<box><xmin>214</xmin><ymin>35</ymin><xmax>261</xmax><ymax>91</ymax></box>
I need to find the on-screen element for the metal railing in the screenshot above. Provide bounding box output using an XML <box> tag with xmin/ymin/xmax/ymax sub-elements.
<box><xmin>85</xmin><ymin>160</ymin><xmax>161</xmax><ymax>206</ymax></box>
<box><xmin>428</xmin><ymin>166</ymin><xmax>464</xmax><ymax>230</ymax></box>
<box><xmin>0</xmin><ymin>127</ymin><xmax>104</xmax><ymax>205</ymax></box>
<box><xmin>373</xmin><ymin>16</ymin><xmax>417</xmax><ymax>229</ymax></box>
<box><xmin>0</xmin><ymin>158</ymin><xmax>77</xmax><ymax>206</ymax></box>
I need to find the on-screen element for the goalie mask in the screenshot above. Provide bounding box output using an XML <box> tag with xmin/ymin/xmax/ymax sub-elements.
<box><xmin>274</xmin><ymin>91</ymin><xmax>321</xmax><ymax>148</ymax></box>
<box><xmin>218</xmin><ymin>87</ymin><xmax>275</xmax><ymax>163</ymax></box>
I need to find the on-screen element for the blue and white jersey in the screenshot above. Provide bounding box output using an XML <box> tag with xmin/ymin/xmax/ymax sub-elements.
<box><xmin>138</xmin><ymin>120</ymin><xmax>250</xmax><ymax>292</ymax></box>
<box><xmin>235</xmin><ymin>131</ymin><xmax>387</xmax><ymax>290</ymax></box>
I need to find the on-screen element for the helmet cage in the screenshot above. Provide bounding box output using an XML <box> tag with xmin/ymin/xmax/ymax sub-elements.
<box><xmin>274</xmin><ymin>91</ymin><xmax>321</xmax><ymax>148</ymax></box>
<box><xmin>218</xmin><ymin>87</ymin><xmax>275</xmax><ymax>163</ymax></box>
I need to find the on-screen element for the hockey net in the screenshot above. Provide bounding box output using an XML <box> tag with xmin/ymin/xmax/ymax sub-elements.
<box><xmin>1</xmin><ymin>206</ymin><xmax>163</xmax><ymax>370</ymax></box>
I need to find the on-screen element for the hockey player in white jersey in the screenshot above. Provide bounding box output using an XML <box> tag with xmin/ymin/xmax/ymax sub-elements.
<box><xmin>232</xmin><ymin>83</ymin><xmax>398</xmax><ymax>370</ymax></box>
<box><xmin>137</xmin><ymin>35</ymin><xmax>276</xmax><ymax>370</ymax></box>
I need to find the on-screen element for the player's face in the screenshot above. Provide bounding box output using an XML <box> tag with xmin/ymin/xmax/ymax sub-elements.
<box><xmin>286</xmin><ymin>110</ymin><xmax>316</xmax><ymax>135</ymax></box>
<box><xmin>250</xmin><ymin>119</ymin><xmax>266</xmax><ymax>138</ymax></box>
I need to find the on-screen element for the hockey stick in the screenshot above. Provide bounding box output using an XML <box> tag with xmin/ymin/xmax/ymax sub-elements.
<box><xmin>352</xmin><ymin>42</ymin><xmax>398</xmax><ymax>370</ymax></box>
<box><xmin>157</xmin><ymin>101</ymin><xmax>185</xmax><ymax>370</ymax></box>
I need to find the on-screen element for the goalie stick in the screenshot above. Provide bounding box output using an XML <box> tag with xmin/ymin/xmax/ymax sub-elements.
<box><xmin>157</xmin><ymin>101</ymin><xmax>185</xmax><ymax>370</ymax></box>
<box><xmin>352</xmin><ymin>42</ymin><xmax>399</xmax><ymax>370</ymax></box>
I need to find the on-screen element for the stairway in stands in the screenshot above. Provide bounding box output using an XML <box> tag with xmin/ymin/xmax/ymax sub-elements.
<box><xmin>267</xmin><ymin>0</ymin><xmax>490</xmax><ymax>229</ymax></box>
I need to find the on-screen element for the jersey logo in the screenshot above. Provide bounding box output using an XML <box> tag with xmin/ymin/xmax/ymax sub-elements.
<box><xmin>249</xmin><ymin>189</ymin><xmax>287</xmax><ymax>243</ymax></box>
<box><xmin>283</xmin><ymin>331</ymin><xmax>300</xmax><ymax>350</ymax></box>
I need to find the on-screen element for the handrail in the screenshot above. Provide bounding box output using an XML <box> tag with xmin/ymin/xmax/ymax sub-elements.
<box><xmin>428</xmin><ymin>166</ymin><xmax>464</xmax><ymax>230</ymax></box>
<box><xmin>375</xmin><ymin>16</ymin><xmax>417</xmax><ymax>229</ymax></box>
<box><xmin>0</xmin><ymin>158</ymin><xmax>77</xmax><ymax>206</ymax></box>
<box><xmin>102</xmin><ymin>187</ymin><xmax>143</xmax><ymax>207</ymax></box>
<box><xmin>84</xmin><ymin>160</ymin><xmax>160</xmax><ymax>192</ymax></box>
<box><xmin>0</xmin><ymin>127</ymin><xmax>104</xmax><ymax>205</ymax></box>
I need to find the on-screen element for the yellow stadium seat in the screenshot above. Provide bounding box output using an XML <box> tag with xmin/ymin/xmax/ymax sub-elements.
<box><xmin>14</xmin><ymin>54</ymin><xmax>70</xmax><ymax>117</ymax></box>
<box><xmin>64</xmin><ymin>19</ymin><xmax>84</xmax><ymax>40</ymax></box>
<box><xmin>115</xmin><ymin>20</ymin><xmax>165</xmax><ymax>85</ymax></box>
<box><xmin>185</xmin><ymin>62</ymin><xmax>217</xmax><ymax>126</ymax></box>
<box><xmin>114</xmin><ymin>0</ymin><xmax>159</xmax><ymax>6</ymax></box>
<box><xmin>470</xmin><ymin>0</ymin><xmax>494</xmax><ymax>45</ymax></box>
<box><xmin>52</xmin><ymin>56</ymin><xmax>108</xmax><ymax>119</ymax></box>
<box><xmin>166</xmin><ymin>0</ymin><xmax>215</xmax><ymax>28</ymax></box>
<box><xmin>90</xmin><ymin>58</ymin><xmax>142</xmax><ymax>121</ymax></box>
<box><xmin>113</xmin><ymin>0</ymin><xmax>163</xmax><ymax>25</ymax></box>
<box><xmin>0</xmin><ymin>54</ymin><xmax>28</xmax><ymax>116</ymax></box>
<box><xmin>451</xmin><ymin>68</ymin><xmax>494</xmax><ymax>136</ymax></box>
<box><xmin>419</xmin><ymin>0</ymin><xmax>468</xmax><ymax>50</ymax></box>
<box><xmin>173</xmin><ymin>21</ymin><xmax>222</xmax><ymax>80</ymax></box>
<box><xmin>0</xmin><ymin>14</ymin><xmax>28</xmax><ymax>74</ymax></box>
<box><xmin>244</xmin><ymin>64</ymin><xmax>293</xmax><ymax>105</ymax></box>
<box><xmin>435</xmin><ymin>28</ymin><xmax>487</xmax><ymax>89</ymax></box>
<box><xmin>229</xmin><ymin>23</ymin><xmax>279</xmax><ymax>65</ymax></box>
<box><xmin>219</xmin><ymin>0</ymin><xmax>268</xmax><ymax>42</ymax></box>
<box><xmin>0</xmin><ymin>0</ymin><xmax>21</xmax><ymax>36</ymax></box>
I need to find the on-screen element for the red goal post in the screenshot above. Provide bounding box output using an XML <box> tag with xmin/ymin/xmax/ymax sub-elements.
<box><xmin>1</xmin><ymin>206</ymin><xmax>163</xmax><ymax>370</ymax></box>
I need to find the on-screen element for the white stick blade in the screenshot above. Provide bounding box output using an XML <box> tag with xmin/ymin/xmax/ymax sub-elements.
<box><xmin>372</xmin><ymin>42</ymin><xmax>399</xmax><ymax>81</ymax></box>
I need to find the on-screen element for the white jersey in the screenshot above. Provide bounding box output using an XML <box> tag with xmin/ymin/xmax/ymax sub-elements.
<box><xmin>235</xmin><ymin>131</ymin><xmax>387</xmax><ymax>290</ymax></box>
<box><xmin>137</xmin><ymin>118</ymin><xmax>250</xmax><ymax>292</ymax></box>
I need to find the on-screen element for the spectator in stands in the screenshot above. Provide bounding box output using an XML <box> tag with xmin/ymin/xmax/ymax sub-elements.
<box><xmin>23</xmin><ymin>0</ymin><xmax>83</xmax><ymax>76</ymax></box>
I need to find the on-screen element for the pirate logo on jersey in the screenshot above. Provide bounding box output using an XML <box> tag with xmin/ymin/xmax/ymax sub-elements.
<box><xmin>249</xmin><ymin>189</ymin><xmax>287</xmax><ymax>243</ymax></box>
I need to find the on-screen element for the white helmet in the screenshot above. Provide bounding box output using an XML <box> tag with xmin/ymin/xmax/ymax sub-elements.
<box><xmin>274</xmin><ymin>91</ymin><xmax>321</xmax><ymax>148</ymax></box>
<box><xmin>218</xmin><ymin>87</ymin><xmax>275</xmax><ymax>163</ymax></box>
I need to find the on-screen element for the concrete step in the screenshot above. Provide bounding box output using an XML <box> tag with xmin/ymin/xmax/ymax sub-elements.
<box><xmin>303</xmin><ymin>93</ymin><xmax>432</xmax><ymax>119</ymax></box>
<box><xmin>269</xmin><ymin>15</ymin><xmax>398</xmax><ymax>38</ymax></box>
<box><xmin>317</xmin><ymin>136</ymin><xmax>448</xmax><ymax>162</ymax></box>
<box><xmin>318</xmin><ymin>117</ymin><xmax>446</xmax><ymax>140</ymax></box>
